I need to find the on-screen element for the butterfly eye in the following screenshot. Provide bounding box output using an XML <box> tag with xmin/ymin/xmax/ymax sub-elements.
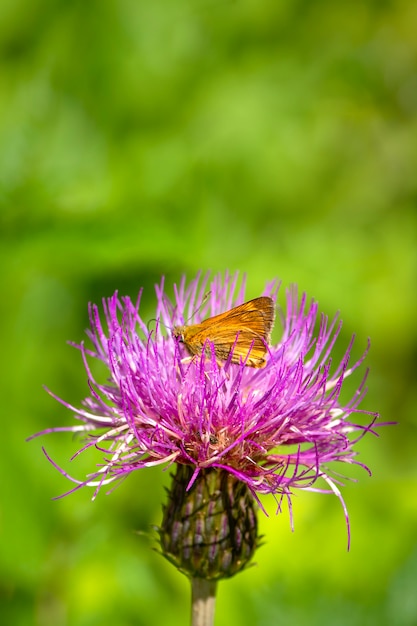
<box><xmin>172</xmin><ymin>327</ymin><xmax>184</xmax><ymax>343</ymax></box>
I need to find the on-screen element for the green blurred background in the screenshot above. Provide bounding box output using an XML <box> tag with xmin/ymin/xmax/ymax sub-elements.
<box><xmin>1</xmin><ymin>0</ymin><xmax>416</xmax><ymax>624</ymax></box>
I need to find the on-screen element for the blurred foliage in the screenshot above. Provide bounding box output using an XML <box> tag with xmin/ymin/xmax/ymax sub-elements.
<box><xmin>1</xmin><ymin>0</ymin><xmax>416</xmax><ymax>624</ymax></box>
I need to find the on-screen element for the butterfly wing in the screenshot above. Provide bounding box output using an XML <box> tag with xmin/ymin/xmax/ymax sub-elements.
<box><xmin>175</xmin><ymin>297</ymin><xmax>275</xmax><ymax>367</ymax></box>
<box><xmin>208</xmin><ymin>298</ymin><xmax>275</xmax><ymax>367</ymax></box>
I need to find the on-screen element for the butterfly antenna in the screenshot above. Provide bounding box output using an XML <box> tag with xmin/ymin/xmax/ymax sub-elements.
<box><xmin>185</xmin><ymin>290</ymin><xmax>211</xmax><ymax>323</ymax></box>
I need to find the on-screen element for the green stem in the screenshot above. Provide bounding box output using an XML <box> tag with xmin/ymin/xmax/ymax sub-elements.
<box><xmin>190</xmin><ymin>578</ymin><xmax>217</xmax><ymax>626</ymax></box>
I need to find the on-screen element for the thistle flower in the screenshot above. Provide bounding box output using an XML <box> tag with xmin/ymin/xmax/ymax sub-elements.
<box><xmin>33</xmin><ymin>272</ymin><xmax>378</xmax><ymax>586</ymax></box>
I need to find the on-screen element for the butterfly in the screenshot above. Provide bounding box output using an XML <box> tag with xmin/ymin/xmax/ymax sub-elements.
<box><xmin>172</xmin><ymin>296</ymin><xmax>275</xmax><ymax>368</ymax></box>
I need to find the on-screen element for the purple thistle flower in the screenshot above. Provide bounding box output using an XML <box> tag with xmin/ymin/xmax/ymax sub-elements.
<box><xmin>33</xmin><ymin>271</ymin><xmax>379</xmax><ymax>550</ymax></box>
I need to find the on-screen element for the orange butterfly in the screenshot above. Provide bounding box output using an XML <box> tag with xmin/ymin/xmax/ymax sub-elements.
<box><xmin>172</xmin><ymin>296</ymin><xmax>275</xmax><ymax>368</ymax></box>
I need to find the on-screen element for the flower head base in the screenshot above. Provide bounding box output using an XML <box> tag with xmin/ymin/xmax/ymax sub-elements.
<box><xmin>34</xmin><ymin>272</ymin><xmax>379</xmax><ymax>550</ymax></box>
<box><xmin>159</xmin><ymin>464</ymin><xmax>259</xmax><ymax>580</ymax></box>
